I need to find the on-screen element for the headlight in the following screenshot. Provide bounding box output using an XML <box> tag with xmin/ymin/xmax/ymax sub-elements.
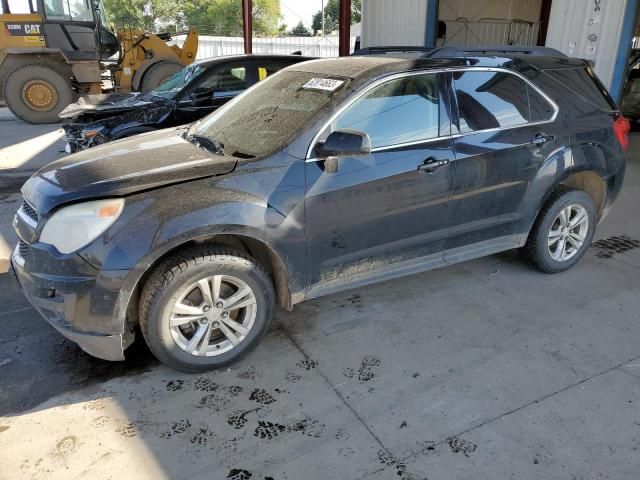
<box><xmin>39</xmin><ymin>199</ymin><xmax>125</xmax><ymax>254</ymax></box>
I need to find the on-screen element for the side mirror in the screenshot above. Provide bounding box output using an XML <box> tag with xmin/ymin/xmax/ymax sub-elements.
<box><xmin>316</xmin><ymin>129</ymin><xmax>371</xmax><ymax>157</ymax></box>
<box><xmin>190</xmin><ymin>87</ymin><xmax>214</xmax><ymax>106</ymax></box>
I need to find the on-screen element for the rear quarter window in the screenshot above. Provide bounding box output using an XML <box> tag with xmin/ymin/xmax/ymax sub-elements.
<box><xmin>542</xmin><ymin>68</ymin><xmax>616</xmax><ymax>112</ymax></box>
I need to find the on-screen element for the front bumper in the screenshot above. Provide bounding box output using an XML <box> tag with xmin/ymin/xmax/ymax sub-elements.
<box><xmin>10</xmin><ymin>243</ymin><xmax>134</xmax><ymax>361</ymax></box>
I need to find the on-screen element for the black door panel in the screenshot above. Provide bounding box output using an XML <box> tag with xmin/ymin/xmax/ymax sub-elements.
<box><xmin>445</xmin><ymin>69</ymin><xmax>559</xmax><ymax>255</ymax></box>
<box><xmin>305</xmin><ymin>140</ymin><xmax>453</xmax><ymax>285</ymax></box>
<box><xmin>448</xmin><ymin>126</ymin><xmax>558</xmax><ymax>250</ymax></box>
<box><xmin>305</xmin><ymin>72</ymin><xmax>454</xmax><ymax>287</ymax></box>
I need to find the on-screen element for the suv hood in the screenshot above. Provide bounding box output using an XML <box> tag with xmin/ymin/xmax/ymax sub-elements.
<box><xmin>58</xmin><ymin>92</ymin><xmax>162</xmax><ymax>120</ymax></box>
<box><xmin>22</xmin><ymin>128</ymin><xmax>238</xmax><ymax>214</ymax></box>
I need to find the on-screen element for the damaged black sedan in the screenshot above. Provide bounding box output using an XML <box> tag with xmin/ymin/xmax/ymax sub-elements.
<box><xmin>60</xmin><ymin>54</ymin><xmax>314</xmax><ymax>152</ymax></box>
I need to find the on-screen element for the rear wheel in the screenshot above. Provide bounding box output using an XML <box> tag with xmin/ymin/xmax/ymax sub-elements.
<box><xmin>140</xmin><ymin>61</ymin><xmax>183</xmax><ymax>91</ymax></box>
<box><xmin>522</xmin><ymin>188</ymin><xmax>596</xmax><ymax>273</ymax></box>
<box><xmin>139</xmin><ymin>246</ymin><xmax>275</xmax><ymax>372</ymax></box>
<box><xmin>4</xmin><ymin>63</ymin><xmax>73</xmax><ymax>124</ymax></box>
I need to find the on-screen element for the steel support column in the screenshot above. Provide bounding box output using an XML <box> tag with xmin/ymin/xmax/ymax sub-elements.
<box><xmin>339</xmin><ymin>0</ymin><xmax>352</xmax><ymax>56</ymax></box>
<box><xmin>242</xmin><ymin>0</ymin><xmax>253</xmax><ymax>54</ymax></box>
<box><xmin>610</xmin><ymin>0</ymin><xmax>639</xmax><ymax>102</ymax></box>
<box><xmin>425</xmin><ymin>0</ymin><xmax>439</xmax><ymax>47</ymax></box>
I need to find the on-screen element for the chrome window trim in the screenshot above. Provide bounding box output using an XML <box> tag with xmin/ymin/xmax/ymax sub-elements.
<box><xmin>304</xmin><ymin>66</ymin><xmax>559</xmax><ymax>162</ymax></box>
<box><xmin>17</xmin><ymin>206</ymin><xmax>37</xmax><ymax>228</ymax></box>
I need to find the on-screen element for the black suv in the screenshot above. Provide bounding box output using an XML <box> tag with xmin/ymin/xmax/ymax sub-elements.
<box><xmin>60</xmin><ymin>54</ymin><xmax>314</xmax><ymax>152</ymax></box>
<box><xmin>12</xmin><ymin>47</ymin><xmax>628</xmax><ymax>372</ymax></box>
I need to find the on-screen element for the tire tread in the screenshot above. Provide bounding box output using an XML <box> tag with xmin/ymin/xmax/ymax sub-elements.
<box><xmin>138</xmin><ymin>245</ymin><xmax>274</xmax><ymax>372</ymax></box>
<box><xmin>522</xmin><ymin>186</ymin><xmax>595</xmax><ymax>273</ymax></box>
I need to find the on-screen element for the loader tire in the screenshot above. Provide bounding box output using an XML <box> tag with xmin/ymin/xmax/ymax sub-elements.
<box><xmin>140</xmin><ymin>61</ymin><xmax>183</xmax><ymax>91</ymax></box>
<box><xmin>3</xmin><ymin>63</ymin><xmax>73</xmax><ymax>124</ymax></box>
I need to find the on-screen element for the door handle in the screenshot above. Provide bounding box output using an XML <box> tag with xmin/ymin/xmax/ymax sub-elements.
<box><xmin>529</xmin><ymin>133</ymin><xmax>555</xmax><ymax>146</ymax></box>
<box><xmin>418</xmin><ymin>157</ymin><xmax>450</xmax><ymax>174</ymax></box>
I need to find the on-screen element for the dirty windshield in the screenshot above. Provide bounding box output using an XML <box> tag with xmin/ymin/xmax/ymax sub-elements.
<box><xmin>190</xmin><ymin>71</ymin><xmax>349</xmax><ymax>158</ymax></box>
<box><xmin>145</xmin><ymin>63</ymin><xmax>205</xmax><ymax>100</ymax></box>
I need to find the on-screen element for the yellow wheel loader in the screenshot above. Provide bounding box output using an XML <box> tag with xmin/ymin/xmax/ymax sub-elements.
<box><xmin>0</xmin><ymin>0</ymin><xmax>198</xmax><ymax>123</ymax></box>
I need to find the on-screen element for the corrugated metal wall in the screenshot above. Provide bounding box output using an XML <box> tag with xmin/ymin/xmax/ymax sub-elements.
<box><xmin>438</xmin><ymin>0</ymin><xmax>543</xmax><ymax>46</ymax></box>
<box><xmin>545</xmin><ymin>0</ymin><xmax>627</xmax><ymax>88</ymax></box>
<box><xmin>361</xmin><ymin>0</ymin><xmax>429</xmax><ymax>47</ymax></box>
<box><xmin>361</xmin><ymin>0</ymin><xmax>544</xmax><ymax>47</ymax></box>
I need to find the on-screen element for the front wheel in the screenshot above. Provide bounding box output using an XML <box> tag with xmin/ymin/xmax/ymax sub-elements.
<box><xmin>139</xmin><ymin>246</ymin><xmax>275</xmax><ymax>372</ymax></box>
<box><xmin>522</xmin><ymin>188</ymin><xmax>596</xmax><ymax>273</ymax></box>
<box><xmin>4</xmin><ymin>63</ymin><xmax>73</xmax><ymax>124</ymax></box>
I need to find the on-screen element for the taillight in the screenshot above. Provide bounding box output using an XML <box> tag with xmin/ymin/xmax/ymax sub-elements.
<box><xmin>614</xmin><ymin>115</ymin><xmax>631</xmax><ymax>152</ymax></box>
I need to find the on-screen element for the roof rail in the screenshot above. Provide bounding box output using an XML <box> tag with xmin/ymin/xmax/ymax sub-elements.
<box><xmin>423</xmin><ymin>45</ymin><xmax>567</xmax><ymax>58</ymax></box>
<box><xmin>352</xmin><ymin>46</ymin><xmax>435</xmax><ymax>56</ymax></box>
<box><xmin>353</xmin><ymin>45</ymin><xmax>567</xmax><ymax>58</ymax></box>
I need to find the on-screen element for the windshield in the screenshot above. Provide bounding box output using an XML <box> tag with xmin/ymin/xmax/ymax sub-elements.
<box><xmin>146</xmin><ymin>63</ymin><xmax>205</xmax><ymax>100</ymax></box>
<box><xmin>43</xmin><ymin>0</ymin><xmax>94</xmax><ymax>22</ymax></box>
<box><xmin>191</xmin><ymin>71</ymin><xmax>349</xmax><ymax>158</ymax></box>
<box><xmin>95</xmin><ymin>0</ymin><xmax>109</xmax><ymax>27</ymax></box>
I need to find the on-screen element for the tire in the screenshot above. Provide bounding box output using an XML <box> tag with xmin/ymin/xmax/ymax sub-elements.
<box><xmin>3</xmin><ymin>63</ymin><xmax>73</xmax><ymax>124</ymax></box>
<box><xmin>140</xmin><ymin>61</ymin><xmax>183</xmax><ymax>91</ymax></box>
<box><xmin>139</xmin><ymin>246</ymin><xmax>276</xmax><ymax>372</ymax></box>
<box><xmin>522</xmin><ymin>187</ymin><xmax>596</xmax><ymax>273</ymax></box>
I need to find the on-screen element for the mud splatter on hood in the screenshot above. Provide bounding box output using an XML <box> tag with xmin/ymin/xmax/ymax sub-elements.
<box><xmin>22</xmin><ymin>127</ymin><xmax>238</xmax><ymax>214</ymax></box>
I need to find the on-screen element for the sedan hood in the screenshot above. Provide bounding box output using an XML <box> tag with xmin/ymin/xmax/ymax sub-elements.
<box><xmin>23</xmin><ymin>128</ymin><xmax>238</xmax><ymax>214</ymax></box>
<box><xmin>58</xmin><ymin>92</ymin><xmax>161</xmax><ymax>119</ymax></box>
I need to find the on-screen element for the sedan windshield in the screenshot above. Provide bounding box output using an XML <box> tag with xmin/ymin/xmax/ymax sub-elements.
<box><xmin>146</xmin><ymin>63</ymin><xmax>205</xmax><ymax>100</ymax></box>
<box><xmin>190</xmin><ymin>71</ymin><xmax>349</xmax><ymax>158</ymax></box>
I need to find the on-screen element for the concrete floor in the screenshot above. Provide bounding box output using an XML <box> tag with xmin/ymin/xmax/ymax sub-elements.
<box><xmin>1</xmin><ymin>112</ymin><xmax>640</xmax><ymax>480</ymax></box>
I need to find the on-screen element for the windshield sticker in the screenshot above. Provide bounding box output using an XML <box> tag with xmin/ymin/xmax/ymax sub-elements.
<box><xmin>302</xmin><ymin>78</ymin><xmax>345</xmax><ymax>92</ymax></box>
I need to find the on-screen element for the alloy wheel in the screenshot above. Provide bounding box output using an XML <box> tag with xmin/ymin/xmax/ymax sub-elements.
<box><xmin>547</xmin><ymin>204</ymin><xmax>589</xmax><ymax>262</ymax></box>
<box><xmin>169</xmin><ymin>275</ymin><xmax>257</xmax><ymax>356</ymax></box>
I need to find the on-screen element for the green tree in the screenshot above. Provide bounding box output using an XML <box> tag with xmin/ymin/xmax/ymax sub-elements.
<box><xmin>183</xmin><ymin>0</ymin><xmax>280</xmax><ymax>36</ymax></box>
<box><xmin>311</xmin><ymin>0</ymin><xmax>360</xmax><ymax>35</ymax></box>
<box><xmin>290</xmin><ymin>21</ymin><xmax>311</xmax><ymax>37</ymax></box>
<box><xmin>103</xmin><ymin>0</ymin><xmax>185</xmax><ymax>31</ymax></box>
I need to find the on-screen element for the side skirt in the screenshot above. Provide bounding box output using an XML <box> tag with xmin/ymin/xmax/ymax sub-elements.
<box><xmin>299</xmin><ymin>234</ymin><xmax>526</xmax><ymax>304</ymax></box>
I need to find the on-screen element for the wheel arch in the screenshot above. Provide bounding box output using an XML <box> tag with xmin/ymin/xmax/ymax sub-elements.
<box><xmin>110</xmin><ymin>125</ymin><xmax>158</xmax><ymax>140</ymax></box>
<box><xmin>529</xmin><ymin>169</ymin><xmax>608</xmax><ymax>238</ymax></box>
<box><xmin>115</xmin><ymin>231</ymin><xmax>294</xmax><ymax>337</ymax></box>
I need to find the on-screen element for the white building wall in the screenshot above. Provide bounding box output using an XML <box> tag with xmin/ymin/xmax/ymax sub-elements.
<box><xmin>545</xmin><ymin>0</ymin><xmax>627</xmax><ymax>88</ymax></box>
<box><xmin>361</xmin><ymin>0</ymin><xmax>429</xmax><ymax>47</ymax></box>
<box><xmin>361</xmin><ymin>0</ymin><xmax>544</xmax><ymax>48</ymax></box>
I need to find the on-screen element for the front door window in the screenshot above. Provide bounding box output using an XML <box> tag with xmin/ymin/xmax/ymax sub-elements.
<box><xmin>329</xmin><ymin>73</ymin><xmax>444</xmax><ymax>148</ymax></box>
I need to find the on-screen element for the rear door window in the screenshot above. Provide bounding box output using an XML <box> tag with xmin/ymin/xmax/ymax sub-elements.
<box><xmin>330</xmin><ymin>72</ymin><xmax>445</xmax><ymax>149</ymax></box>
<box><xmin>198</xmin><ymin>64</ymin><xmax>251</xmax><ymax>97</ymax></box>
<box><xmin>453</xmin><ymin>70</ymin><xmax>530</xmax><ymax>133</ymax></box>
<box><xmin>542</xmin><ymin>68</ymin><xmax>615</xmax><ymax>111</ymax></box>
<box><xmin>255</xmin><ymin>60</ymin><xmax>295</xmax><ymax>82</ymax></box>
